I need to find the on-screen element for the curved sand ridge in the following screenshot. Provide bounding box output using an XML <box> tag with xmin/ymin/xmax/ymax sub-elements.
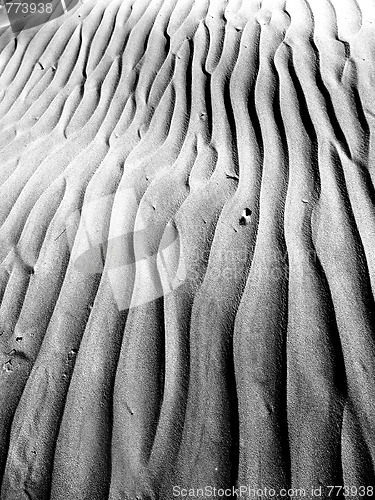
<box><xmin>1</xmin><ymin>0</ymin><xmax>375</xmax><ymax>498</ymax></box>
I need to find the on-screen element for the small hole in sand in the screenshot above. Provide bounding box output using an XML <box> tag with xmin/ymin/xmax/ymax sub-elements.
<box><xmin>239</xmin><ymin>208</ymin><xmax>252</xmax><ymax>225</ymax></box>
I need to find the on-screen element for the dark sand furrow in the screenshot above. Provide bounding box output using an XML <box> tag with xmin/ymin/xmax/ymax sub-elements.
<box><xmin>172</xmin><ymin>206</ymin><xmax>252</xmax><ymax>492</ymax></box>
<box><xmin>139</xmin><ymin>1</ymin><xmax>210</xmax><ymax>118</ymax></box>
<box><xmin>81</xmin><ymin>0</ymin><xmax>158</xmax><ymax>139</ymax></box>
<box><xmin>0</xmin><ymin>30</ymin><xmax>55</xmax><ymax>107</ymax></box>
<box><xmin>0</xmin><ymin>216</ymin><xmax>73</xmax><ymax>483</ymax></box>
<box><xmin>0</xmin><ymin>25</ymin><xmax>88</xmax><ymax>139</ymax></box>
<box><xmin>203</xmin><ymin>13</ymin><xmax>225</xmax><ymax>76</ymax></box>
<box><xmin>308</xmin><ymin>11</ymin><xmax>369</xmax><ymax>165</ymax></box>
<box><xmin>121</xmin><ymin>21</ymin><xmax>195</xmax><ymax>150</ymax></box>
<box><xmin>166</xmin><ymin>0</ymin><xmax>194</xmax><ymax>38</ymax></box>
<box><xmin>209</xmin><ymin>24</ymin><xmax>240</xmax><ymax>167</ymax></box>
<box><xmin>3</xmin><ymin>67</ymin><xmax>61</xmax><ymax>133</ymax></box>
<box><xmin>0</xmin><ymin>52</ymin><xmax>124</xmax><ymax>254</ymax></box>
<box><xmin>133</xmin><ymin>0</ymin><xmax>187</xmax><ymax>113</ymax></box>
<box><xmin>150</xmin><ymin>249</ymin><xmax>190</xmax><ymax>489</ymax></box>
<box><xmin>109</xmin><ymin>24</ymin><xmax>233</xmax><ymax>490</ymax></box>
<box><xmin>332</xmin><ymin>148</ymin><xmax>375</xmax><ymax>301</ymax></box>
<box><xmin>50</xmin><ymin>163</ymin><xmax>186</xmax><ymax>500</ymax></box>
<box><xmin>284</xmin><ymin>2</ymin><xmax>350</xmax><ymax>154</ymax></box>
<box><xmin>110</xmin><ymin>301</ymin><xmax>165</xmax><ymax>500</ymax></box>
<box><xmin>85</xmin><ymin>0</ymin><xmax>131</xmax><ymax>76</ymax></box>
<box><xmin>143</xmin><ymin>48</ymin><xmax>176</xmax><ymax>120</ymax></box>
<box><xmin>0</xmin><ymin>37</ymin><xmax>16</xmax><ymax>80</ymax></box>
<box><xmin>304</xmin><ymin>25</ymin><xmax>375</xmax><ymax>301</ymax></box>
<box><xmin>122</xmin><ymin>72</ymin><xmax>176</xmax><ymax>162</ymax></box>
<box><xmin>112</xmin><ymin>34</ymin><xmax>228</xmax><ymax>491</ymax></box>
<box><xmin>1</xmin><ymin>160</ymin><xmax>125</xmax><ymax>498</ymax></box>
<box><xmin>0</xmin><ymin>129</ymin><xmax>68</xmax><ymax>226</ymax></box>
<box><xmin>0</xmin><ymin>142</ymin><xmax>97</xmax><ymax>262</ymax></box>
<box><xmin>123</xmin><ymin>0</ymin><xmax>167</xmax><ymax>73</ymax></box>
<box><xmin>54</xmin><ymin>39</ymin><xmax>124</xmax><ymax>138</ymax></box>
<box><xmin>49</xmin><ymin>278</ymin><xmax>127</xmax><ymax>500</ymax></box>
<box><xmin>0</xmin><ymin>179</ymin><xmax>67</xmax><ymax>333</ymax></box>
<box><xmin>352</xmin><ymin>26</ymin><xmax>375</xmax><ymax>193</ymax></box>
<box><xmin>275</xmin><ymin>38</ymin><xmax>348</xmax><ymax>490</ymax></box>
<box><xmin>65</xmin><ymin>54</ymin><xmax>123</xmax><ymax>142</ymax></box>
<box><xmin>136</xmin><ymin>2</ymin><xmax>206</xmax><ymax>136</ymax></box>
<box><xmin>0</xmin><ymin>0</ymin><xmax>118</xmax><ymax>129</ymax></box>
<box><xmin>116</xmin><ymin>77</ymin><xmax>180</xmax><ymax>168</ymax></box>
<box><xmin>232</xmin><ymin>8</ymin><xmax>290</xmax><ymax>492</ymax></box>
<box><xmin>15</xmin><ymin>140</ymin><xmax>109</xmax><ymax>273</ymax></box>
<box><xmin>285</xmin><ymin>5</ymin><xmax>375</xmax><ymax>481</ymax></box>
<box><xmin>160</xmin><ymin>182</ymin><xmax>236</xmax><ymax>495</ymax></box>
<box><xmin>108</xmin><ymin>178</ymin><xmax>191</xmax><ymax>498</ymax></box>
<box><xmin>312</xmin><ymin>139</ymin><xmax>375</xmax><ymax>480</ymax></box>
<box><xmin>0</xmin><ymin>10</ymin><xmax>87</xmax><ymax>121</ymax></box>
<box><xmin>0</xmin><ymin>142</ymin><xmax>121</xmax><ymax>500</ymax></box>
<box><xmin>109</xmin><ymin>41</ymin><xmax>196</xmax><ymax>500</ymax></box>
<box><xmin>184</xmin><ymin>20</ymin><xmax>213</xmax><ymax>144</ymax></box>
<box><xmin>38</xmin><ymin>56</ymin><xmax>188</xmax><ymax>498</ymax></box>
<box><xmin>0</xmin><ymin>89</ymin><xmax>79</xmax><ymax>160</ymax></box>
<box><xmin>169</xmin><ymin>0</ymin><xmax>209</xmax><ymax>57</ymax></box>
<box><xmin>133</xmin><ymin>26</ymin><xmax>172</xmax><ymax>116</ymax></box>
<box><xmin>150</xmin><ymin>90</ymin><xmax>240</xmax><ymax>496</ymax></box>
<box><xmin>169</xmin><ymin>11</ymin><xmax>265</xmax><ymax>496</ymax></box>
<box><xmin>49</xmin><ymin>296</ymin><xmax>126</xmax><ymax>500</ymax></box>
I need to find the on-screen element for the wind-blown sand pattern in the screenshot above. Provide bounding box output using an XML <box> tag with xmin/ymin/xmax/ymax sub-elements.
<box><xmin>0</xmin><ymin>0</ymin><xmax>375</xmax><ymax>498</ymax></box>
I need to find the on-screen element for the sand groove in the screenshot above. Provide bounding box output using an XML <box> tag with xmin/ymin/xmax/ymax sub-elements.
<box><xmin>1</xmin><ymin>0</ymin><xmax>375</xmax><ymax>498</ymax></box>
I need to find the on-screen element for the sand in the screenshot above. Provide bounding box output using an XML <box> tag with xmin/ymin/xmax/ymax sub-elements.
<box><xmin>0</xmin><ymin>0</ymin><xmax>375</xmax><ymax>498</ymax></box>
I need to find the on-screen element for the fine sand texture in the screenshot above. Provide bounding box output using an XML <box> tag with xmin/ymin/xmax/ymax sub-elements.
<box><xmin>1</xmin><ymin>0</ymin><xmax>375</xmax><ymax>499</ymax></box>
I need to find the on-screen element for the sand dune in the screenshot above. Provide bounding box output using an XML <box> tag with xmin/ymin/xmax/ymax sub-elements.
<box><xmin>0</xmin><ymin>0</ymin><xmax>375</xmax><ymax>498</ymax></box>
